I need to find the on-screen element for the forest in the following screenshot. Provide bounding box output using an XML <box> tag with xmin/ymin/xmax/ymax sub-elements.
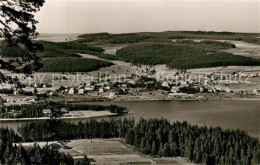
<box><xmin>77</xmin><ymin>31</ymin><xmax>260</xmax><ymax>45</ymax></box>
<box><xmin>2</xmin><ymin>118</ymin><xmax>258</xmax><ymax>165</ymax></box>
<box><xmin>116</xmin><ymin>42</ymin><xmax>260</xmax><ymax>69</ymax></box>
<box><xmin>0</xmin><ymin>128</ymin><xmax>75</xmax><ymax>164</ymax></box>
<box><xmin>0</xmin><ymin>102</ymin><xmax>127</xmax><ymax>118</ymax></box>
<box><xmin>2</xmin><ymin>31</ymin><xmax>260</xmax><ymax>71</ymax></box>
<box><xmin>0</xmin><ymin>40</ymin><xmax>104</xmax><ymax>58</ymax></box>
<box><xmin>77</xmin><ymin>32</ymin><xmax>151</xmax><ymax>44</ymax></box>
<box><xmin>39</xmin><ymin>57</ymin><xmax>113</xmax><ymax>72</ymax></box>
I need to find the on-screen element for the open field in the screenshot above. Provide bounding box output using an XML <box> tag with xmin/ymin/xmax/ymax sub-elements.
<box><xmin>18</xmin><ymin>139</ymin><xmax>197</xmax><ymax>165</ymax></box>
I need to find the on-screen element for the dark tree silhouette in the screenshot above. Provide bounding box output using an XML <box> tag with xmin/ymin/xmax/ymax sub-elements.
<box><xmin>0</xmin><ymin>0</ymin><xmax>45</xmax><ymax>83</ymax></box>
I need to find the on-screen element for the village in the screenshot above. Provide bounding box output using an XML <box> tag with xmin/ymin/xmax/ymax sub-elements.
<box><xmin>1</xmin><ymin>66</ymin><xmax>260</xmax><ymax>108</ymax></box>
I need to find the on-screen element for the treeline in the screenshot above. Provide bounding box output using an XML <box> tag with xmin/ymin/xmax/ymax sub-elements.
<box><xmin>39</xmin><ymin>57</ymin><xmax>113</xmax><ymax>72</ymax></box>
<box><xmin>116</xmin><ymin>43</ymin><xmax>260</xmax><ymax>69</ymax></box>
<box><xmin>39</xmin><ymin>41</ymin><xmax>104</xmax><ymax>58</ymax></box>
<box><xmin>175</xmin><ymin>40</ymin><xmax>236</xmax><ymax>49</ymax></box>
<box><xmin>0</xmin><ymin>88</ymin><xmax>14</xmax><ymax>94</ymax></box>
<box><xmin>125</xmin><ymin>119</ymin><xmax>260</xmax><ymax>164</ymax></box>
<box><xmin>166</xmin><ymin>31</ymin><xmax>260</xmax><ymax>45</ymax></box>
<box><xmin>17</xmin><ymin>119</ymin><xmax>135</xmax><ymax>142</ymax></box>
<box><xmin>78</xmin><ymin>32</ymin><xmax>151</xmax><ymax>44</ymax></box>
<box><xmin>0</xmin><ymin>128</ymin><xmax>75</xmax><ymax>165</ymax></box>
<box><xmin>0</xmin><ymin>40</ymin><xmax>104</xmax><ymax>58</ymax></box>
<box><xmin>14</xmin><ymin>118</ymin><xmax>260</xmax><ymax>165</ymax></box>
<box><xmin>0</xmin><ymin>102</ymin><xmax>127</xmax><ymax>118</ymax></box>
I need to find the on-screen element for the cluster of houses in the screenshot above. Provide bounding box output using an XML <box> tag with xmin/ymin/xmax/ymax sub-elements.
<box><xmin>1</xmin><ymin>70</ymin><xmax>260</xmax><ymax>103</ymax></box>
<box><xmin>58</xmin><ymin>81</ymin><xmax>131</xmax><ymax>98</ymax></box>
<box><xmin>31</xmin><ymin>83</ymin><xmax>52</xmax><ymax>88</ymax></box>
<box><xmin>5</xmin><ymin>97</ymin><xmax>36</xmax><ymax>104</ymax></box>
<box><xmin>42</xmin><ymin>108</ymin><xmax>69</xmax><ymax>117</ymax></box>
<box><xmin>159</xmin><ymin>71</ymin><xmax>260</xmax><ymax>99</ymax></box>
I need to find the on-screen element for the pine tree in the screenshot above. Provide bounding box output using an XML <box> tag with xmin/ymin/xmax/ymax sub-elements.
<box><xmin>163</xmin><ymin>143</ymin><xmax>171</xmax><ymax>157</ymax></box>
<box><xmin>144</xmin><ymin>139</ymin><xmax>151</xmax><ymax>154</ymax></box>
<box><xmin>140</xmin><ymin>137</ymin><xmax>145</xmax><ymax>154</ymax></box>
<box><xmin>125</xmin><ymin>129</ymin><xmax>134</xmax><ymax>145</ymax></box>
<box><xmin>0</xmin><ymin>0</ymin><xmax>45</xmax><ymax>82</ymax></box>
<box><xmin>151</xmin><ymin>141</ymin><xmax>157</xmax><ymax>156</ymax></box>
<box><xmin>158</xmin><ymin>143</ymin><xmax>164</xmax><ymax>157</ymax></box>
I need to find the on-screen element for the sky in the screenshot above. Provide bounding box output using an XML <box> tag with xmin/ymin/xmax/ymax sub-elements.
<box><xmin>35</xmin><ymin>0</ymin><xmax>260</xmax><ymax>34</ymax></box>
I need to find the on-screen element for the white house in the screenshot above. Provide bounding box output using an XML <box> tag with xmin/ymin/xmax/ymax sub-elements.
<box><xmin>60</xmin><ymin>108</ymin><xmax>68</xmax><ymax>113</ymax></box>
<box><xmin>78</xmin><ymin>89</ymin><xmax>85</xmax><ymax>95</ymax></box>
<box><xmin>43</xmin><ymin>109</ymin><xmax>51</xmax><ymax>114</ymax></box>
<box><xmin>6</xmin><ymin>99</ymin><xmax>13</xmax><ymax>103</ymax></box>
<box><xmin>240</xmin><ymin>73</ymin><xmax>248</xmax><ymax>78</ymax></box>
<box><xmin>85</xmin><ymin>84</ymin><xmax>94</xmax><ymax>91</ymax></box>
<box><xmin>108</xmin><ymin>92</ymin><xmax>116</xmax><ymax>99</ymax></box>
<box><xmin>204</xmin><ymin>80</ymin><xmax>209</xmax><ymax>86</ymax></box>
<box><xmin>127</xmin><ymin>80</ymin><xmax>136</xmax><ymax>85</ymax></box>
<box><xmin>99</xmin><ymin>88</ymin><xmax>104</xmax><ymax>93</ymax></box>
<box><xmin>171</xmin><ymin>86</ymin><xmax>180</xmax><ymax>93</ymax></box>
<box><xmin>225</xmin><ymin>88</ymin><xmax>231</xmax><ymax>93</ymax></box>
<box><xmin>49</xmin><ymin>92</ymin><xmax>54</xmax><ymax>96</ymax></box>
<box><xmin>250</xmin><ymin>73</ymin><xmax>257</xmax><ymax>77</ymax></box>
<box><xmin>34</xmin><ymin>83</ymin><xmax>38</xmax><ymax>88</ymax></box>
<box><xmin>68</xmin><ymin>88</ymin><xmax>75</xmax><ymax>95</ymax></box>
<box><xmin>29</xmin><ymin>98</ymin><xmax>36</xmax><ymax>102</ymax></box>
<box><xmin>162</xmin><ymin>81</ymin><xmax>170</xmax><ymax>88</ymax></box>
<box><xmin>253</xmin><ymin>89</ymin><xmax>260</xmax><ymax>95</ymax></box>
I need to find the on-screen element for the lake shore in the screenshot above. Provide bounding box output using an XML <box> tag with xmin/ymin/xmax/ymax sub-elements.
<box><xmin>0</xmin><ymin>111</ymin><xmax>118</xmax><ymax>121</ymax></box>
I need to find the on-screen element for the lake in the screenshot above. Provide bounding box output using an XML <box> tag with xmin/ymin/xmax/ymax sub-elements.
<box><xmin>1</xmin><ymin>100</ymin><xmax>259</xmax><ymax>139</ymax></box>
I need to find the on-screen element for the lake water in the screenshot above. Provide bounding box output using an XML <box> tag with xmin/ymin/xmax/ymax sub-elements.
<box><xmin>1</xmin><ymin>100</ymin><xmax>259</xmax><ymax>139</ymax></box>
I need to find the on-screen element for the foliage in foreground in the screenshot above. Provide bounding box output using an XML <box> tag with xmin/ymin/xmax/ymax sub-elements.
<box><xmin>14</xmin><ymin>118</ymin><xmax>260</xmax><ymax>165</ymax></box>
<box><xmin>0</xmin><ymin>128</ymin><xmax>74</xmax><ymax>165</ymax></box>
<box><xmin>39</xmin><ymin>57</ymin><xmax>113</xmax><ymax>72</ymax></box>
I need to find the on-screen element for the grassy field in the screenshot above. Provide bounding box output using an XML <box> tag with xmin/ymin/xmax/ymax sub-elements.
<box><xmin>19</xmin><ymin>139</ymin><xmax>196</xmax><ymax>164</ymax></box>
<box><xmin>40</xmin><ymin>57</ymin><xmax>113</xmax><ymax>72</ymax></box>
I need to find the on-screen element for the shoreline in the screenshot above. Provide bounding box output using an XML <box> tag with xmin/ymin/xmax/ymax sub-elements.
<box><xmin>0</xmin><ymin>112</ymin><xmax>119</xmax><ymax>122</ymax></box>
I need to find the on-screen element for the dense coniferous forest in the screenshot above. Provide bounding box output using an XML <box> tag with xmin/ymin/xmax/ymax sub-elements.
<box><xmin>39</xmin><ymin>57</ymin><xmax>113</xmax><ymax>72</ymax></box>
<box><xmin>0</xmin><ymin>102</ymin><xmax>127</xmax><ymax>118</ymax></box>
<box><xmin>7</xmin><ymin>118</ymin><xmax>259</xmax><ymax>165</ymax></box>
<box><xmin>77</xmin><ymin>31</ymin><xmax>260</xmax><ymax>45</ymax></box>
<box><xmin>77</xmin><ymin>33</ymin><xmax>151</xmax><ymax>44</ymax></box>
<box><xmin>116</xmin><ymin>42</ymin><xmax>260</xmax><ymax>69</ymax></box>
<box><xmin>0</xmin><ymin>128</ymin><xmax>74</xmax><ymax>164</ymax></box>
<box><xmin>175</xmin><ymin>40</ymin><xmax>236</xmax><ymax>49</ymax></box>
<box><xmin>0</xmin><ymin>41</ymin><xmax>104</xmax><ymax>58</ymax></box>
<box><xmin>2</xmin><ymin>31</ymin><xmax>260</xmax><ymax>71</ymax></box>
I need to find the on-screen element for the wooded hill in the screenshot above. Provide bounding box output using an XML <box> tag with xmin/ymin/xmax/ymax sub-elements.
<box><xmin>1</xmin><ymin>31</ymin><xmax>260</xmax><ymax>71</ymax></box>
<box><xmin>8</xmin><ymin>118</ymin><xmax>260</xmax><ymax>165</ymax></box>
<box><xmin>116</xmin><ymin>42</ymin><xmax>260</xmax><ymax>69</ymax></box>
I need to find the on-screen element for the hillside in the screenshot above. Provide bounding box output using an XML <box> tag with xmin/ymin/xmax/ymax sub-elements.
<box><xmin>40</xmin><ymin>57</ymin><xmax>113</xmax><ymax>72</ymax></box>
<box><xmin>1</xmin><ymin>31</ymin><xmax>260</xmax><ymax>71</ymax></box>
<box><xmin>116</xmin><ymin>42</ymin><xmax>260</xmax><ymax>69</ymax></box>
